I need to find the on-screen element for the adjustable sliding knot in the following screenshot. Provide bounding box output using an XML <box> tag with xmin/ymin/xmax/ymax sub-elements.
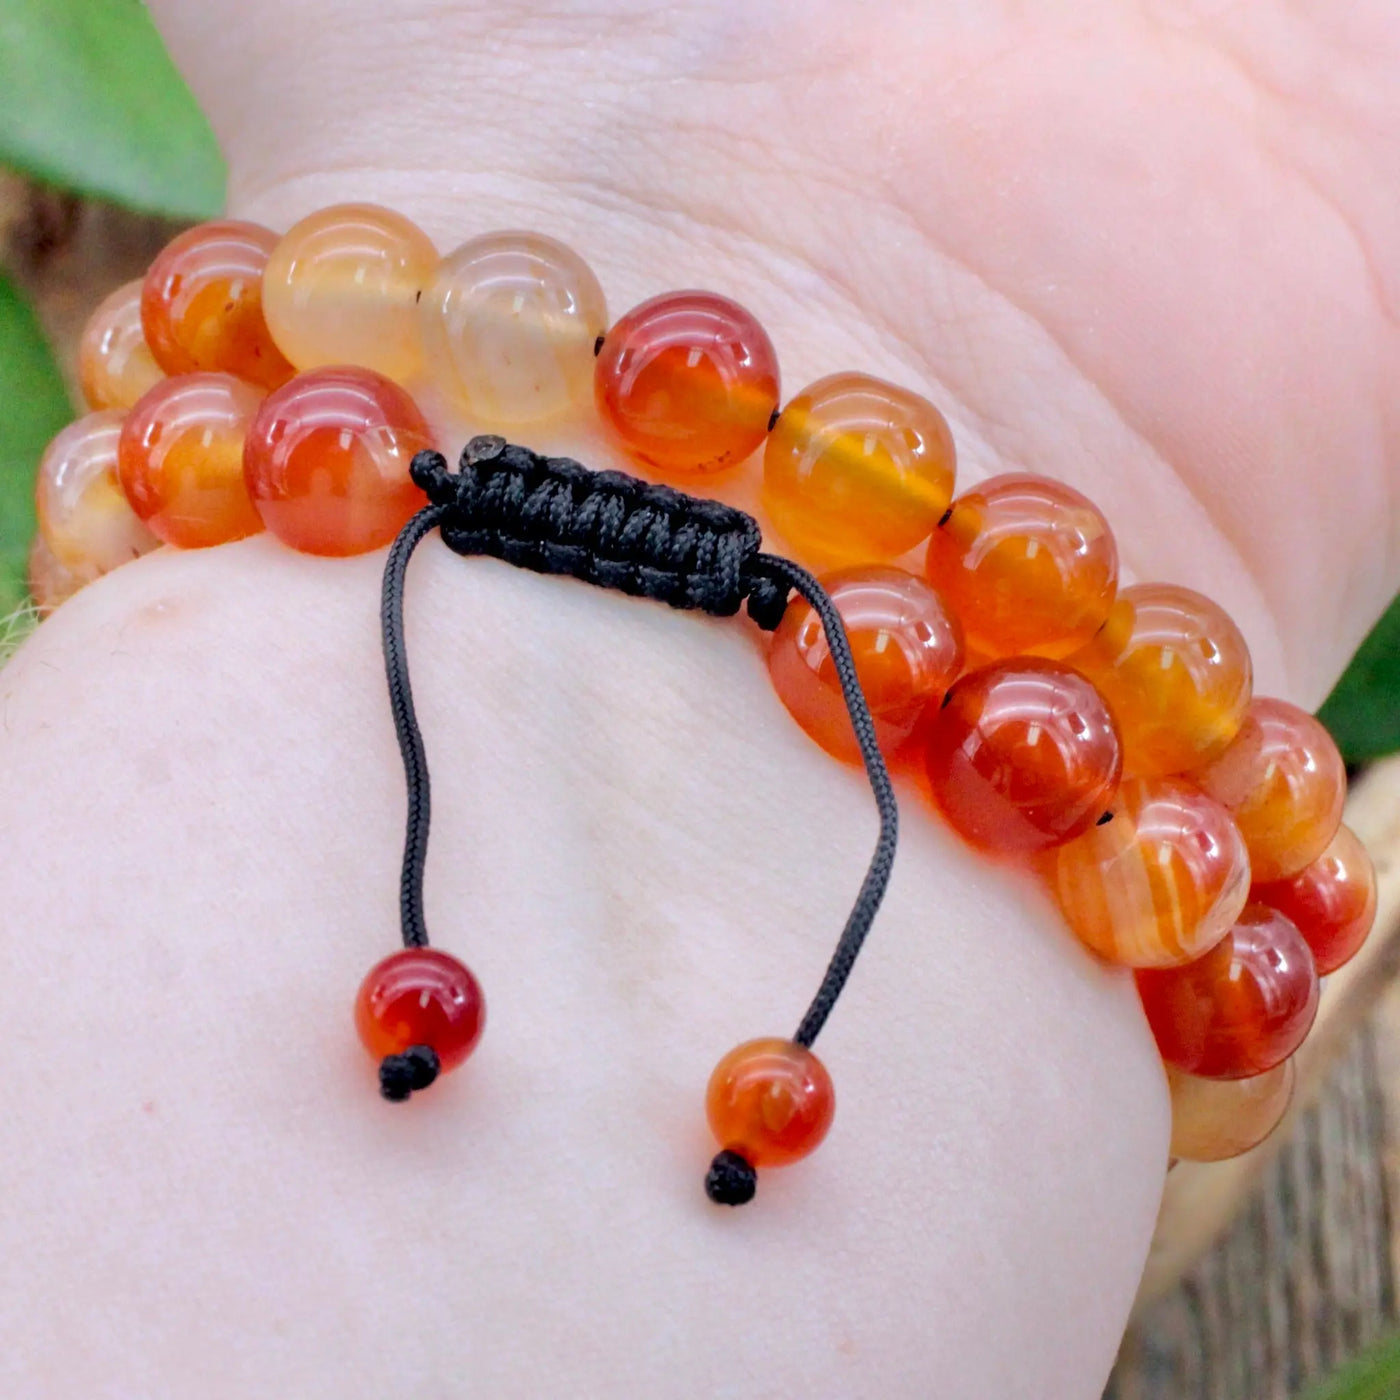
<box><xmin>379</xmin><ymin>1045</ymin><xmax>441</xmax><ymax>1102</ymax></box>
<box><xmin>410</xmin><ymin>438</ymin><xmax>791</xmax><ymax>629</ymax></box>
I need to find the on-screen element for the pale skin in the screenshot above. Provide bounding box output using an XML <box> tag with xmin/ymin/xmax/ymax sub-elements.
<box><xmin>1</xmin><ymin>2</ymin><xmax>1397</xmax><ymax>1395</ymax></box>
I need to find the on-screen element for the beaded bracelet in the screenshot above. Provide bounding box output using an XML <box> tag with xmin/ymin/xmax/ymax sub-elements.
<box><xmin>27</xmin><ymin>206</ymin><xmax>1379</xmax><ymax>1197</ymax></box>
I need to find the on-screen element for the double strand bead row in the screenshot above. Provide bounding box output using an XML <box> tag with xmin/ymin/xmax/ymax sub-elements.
<box><xmin>32</xmin><ymin>204</ymin><xmax>1377</xmax><ymax>1183</ymax></box>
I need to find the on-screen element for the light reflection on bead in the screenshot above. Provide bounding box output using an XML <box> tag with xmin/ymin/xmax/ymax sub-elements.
<box><xmin>768</xmin><ymin>566</ymin><xmax>963</xmax><ymax>764</ymax></box>
<box><xmin>926</xmin><ymin>658</ymin><xmax>1122</xmax><ymax>854</ymax></box>
<box><xmin>763</xmin><ymin>373</ymin><xmax>956</xmax><ymax>566</ymax></box>
<box><xmin>1254</xmin><ymin>825</ymin><xmax>1377</xmax><ymax>975</ymax></box>
<box><xmin>1167</xmin><ymin>1060</ymin><xmax>1295</xmax><ymax>1162</ymax></box>
<box><xmin>595</xmin><ymin>290</ymin><xmax>780</xmax><ymax>477</ymax></box>
<box><xmin>1068</xmin><ymin>583</ymin><xmax>1253</xmax><ymax>777</ymax></box>
<box><xmin>79</xmin><ymin>280</ymin><xmax>163</xmax><ymax>410</ymax></box>
<box><xmin>243</xmin><ymin>366</ymin><xmax>434</xmax><ymax>556</ymax></box>
<box><xmin>118</xmin><ymin>373</ymin><xmax>265</xmax><ymax>549</ymax></box>
<box><xmin>35</xmin><ymin>412</ymin><xmax>160</xmax><ymax>575</ymax></box>
<box><xmin>706</xmin><ymin>1037</ymin><xmax>835</xmax><ymax>1169</ymax></box>
<box><xmin>263</xmin><ymin>204</ymin><xmax>437</xmax><ymax>383</ymax></box>
<box><xmin>1194</xmin><ymin>697</ymin><xmax>1345</xmax><ymax>882</ymax></box>
<box><xmin>924</xmin><ymin>474</ymin><xmax>1118</xmax><ymax>660</ymax></box>
<box><xmin>1136</xmin><ymin>904</ymin><xmax>1319</xmax><ymax>1078</ymax></box>
<box><xmin>1052</xmin><ymin>777</ymin><xmax>1250</xmax><ymax>967</ymax></box>
<box><xmin>141</xmin><ymin>220</ymin><xmax>294</xmax><ymax>389</ymax></box>
<box><xmin>420</xmin><ymin>230</ymin><xmax>608</xmax><ymax>424</ymax></box>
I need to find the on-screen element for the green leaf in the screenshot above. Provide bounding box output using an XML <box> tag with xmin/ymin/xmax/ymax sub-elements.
<box><xmin>0</xmin><ymin>275</ymin><xmax>72</xmax><ymax>613</ymax></box>
<box><xmin>1319</xmin><ymin>592</ymin><xmax>1400</xmax><ymax>764</ymax></box>
<box><xmin>1298</xmin><ymin>1330</ymin><xmax>1400</xmax><ymax>1400</ymax></box>
<box><xmin>0</xmin><ymin>0</ymin><xmax>224</xmax><ymax>218</ymax></box>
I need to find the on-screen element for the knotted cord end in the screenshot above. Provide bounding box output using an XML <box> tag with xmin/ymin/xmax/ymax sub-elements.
<box><xmin>380</xmin><ymin>1045</ymin><xmax>441</xmax><ymax>1102</ymax></box>
<box><xmin>705</xmin><ymin>1149</ymin><xmax>758</xmax><ymax>1206</ymax></box>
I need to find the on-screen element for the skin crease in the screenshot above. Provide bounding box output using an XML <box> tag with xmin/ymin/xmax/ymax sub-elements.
<box><xmin>1</xmin><ymin>2</ymin><xmax>1398</xmax><ymax>1396</ymax></box>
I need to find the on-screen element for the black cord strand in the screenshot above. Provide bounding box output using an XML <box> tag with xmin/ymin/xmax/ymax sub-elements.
<box><xmin>378</xmin><ymin>439</ymin><xmax>901</xmax><ymax>1162</ymax></box>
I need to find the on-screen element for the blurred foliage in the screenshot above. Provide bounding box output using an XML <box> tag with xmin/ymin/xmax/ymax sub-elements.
<box><xmin>0</xmin><ymin>0</ymin><xmax>224</xmax><ymax>218</ymax></box>
<box><xmin>0</xmin><ymin>274</ymin><xmax>71</xmax><ymax>614</ymax></box>
<box><xmin>1298</xmin><ymin>1328</ymin><xmax>1400</xmax><ymax>1400</ymax></box>
<box><xmin>1320</xmin><ymin>593</ymin><xmax>1400</xmax><ymax>765</ymax></box>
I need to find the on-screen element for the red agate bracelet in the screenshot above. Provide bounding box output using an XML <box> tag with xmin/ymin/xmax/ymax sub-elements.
<box><xmin>27</xmin><ymin>205</ymin><xmax>1378</xmax><ymax>1198</ymax></box>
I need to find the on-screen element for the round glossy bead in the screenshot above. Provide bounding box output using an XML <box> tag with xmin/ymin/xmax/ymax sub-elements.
<box><xmin>141</xmin><ymin>220</ymin><xmax>295</xmax><ymax>390</ymax></box>
<box><xmin>1053</xmin><ymin>777</ymin><xmax>1251</xmax><ymax>967</ymax></box>
<box><xmin>926</xmin><ymin>659</ymin><xmax>1122</xmax><ymax>854</ymax></box>
<box><xmin>243</xmin><ymin>367</ymin><xmax>433</xmax><ymax>556</ymax></box>
<box><xmin>923</xmin><ymin>474</ymin><xmax>1118</xmax><ymax>660</ymax></box>
<box><xmin>420</xmin><ymin>230</ymin><xmax>608</xmax><ymax>424</ymax></box>
<box><xmin>1194</xmin><ymin>697</ymin><xmax>1346</xmax><ymax>882</ymax></box>
<box><xmin>355</xmin><ymin>947</ymin><xmax>485</xmax><ymax>1072</ymax></box>
<box><xmin>263</xmin><ymin>204</ymin><xmax>437</xmax><ymax>383</ymax></box>
<box><xmin>763</xmin><ymin>373</ymin><xmax>956</xmax><ymax>566</ymax></box>
<box><xmin>26</xmin><ymin>534</ymin><xmax>94</xmax><ymax>614</ymax></box>
<box><xmin>35</xmin><ymin>412</ymin><xmax>160</xmax><ymax>575</ymax></box>
<box><xmin>118</xmin><ymin>373</ymin><xmax>265</xmax><ymax>549</ymax></box>
<box><xmin>595</xmin><ymin>290</ymin><xmax>779</xmax><ymax>476</ymax></box>
<box><xmin>1167</xmin><ymin>1060</ymin><xmax>1295</xmax><ymax>1162</ymax></box>
<box><xmin>1136</xmin><ymin>904</ymin><xmax>1319</xmax><ymax>1078</ymax></box>
<box><xmin>705</xmin><ymin>1037</ymin><xmax>835</xmax><ymax>1169</ymax></box>
<box><xmin>1068</xmin><ymin>583</ymin><xmax>1253</xmax><ymax>777</ymax></box>
<box><xmin>1254</xmin><ymin>825</ymin><xmax>1377</xmax><ymax>975</ymax></box>
<box><xmin>768</xmin><ymin>567</ymin><xmax>963</xmax><ymax>763</ymax></box>
<box><xmin>79</xmin><ymin>280</ymin><xmax>163</xmax><ymax>410</ymax></box>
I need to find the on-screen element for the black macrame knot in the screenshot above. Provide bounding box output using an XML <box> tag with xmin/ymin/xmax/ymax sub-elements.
<box><xmin>380</xmin><ymin>1045</ymin><xmax>441</xmax><ymax>1102</ymax></box>
<box><xmin>410</xmin><ymin>438</ymin><xmax>792</xmax><ymax>629</ymax></box>
<box><xmin>705</xmin><ymin>1149</ymin><xmax>759</xmax><ymax>1206</ymax></box>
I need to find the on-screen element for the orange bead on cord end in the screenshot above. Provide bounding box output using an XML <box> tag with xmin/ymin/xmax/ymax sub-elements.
<box><xmin>355</xmin><ymin>947</ymin><xmax>486</xmax><ymax>1101</ymax></box>
<box><xmin>704</xmin><ymin>1037</ymin><xmax>836</xmax><ymax>1205</ymax></box>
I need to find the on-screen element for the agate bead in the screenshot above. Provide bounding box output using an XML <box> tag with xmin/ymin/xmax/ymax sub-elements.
<box><xmin>923</xmin><ymin>474</ymin><xmax>1118</xmax><ymax>660</ymax></box>
<box><xmin>1052</xmin><ymin>777</ymin><xmax>1250</xmax><ymax>967</ymax></box>
<box><xmin>1167</xmin><ymin>1060</ymin><xmax>1295</xmax><ymax>1162</ymax></box>
<box><xmin>1194</xmin><ymin>697</ymin><xmax>1346</xmax><ymax>882</ymax></box>
<box><xmin>763</xmin><ymin>373</ymin><xmax>956</xmax><ymax>566</ymax></box>
<box><xmin>355</xmin><ymin>947</ymin><xmax>485</xmax><ymax>1073</ymax></box>
<box><xmin>1068</xmin><ymin>583</ymin><xmax>1253</xmax><ymax>777</ymax></box>
<box><xmin>768</xmin><ymin>567</ymin><xmax>963</xmax><ymax>763</ymax></box>
<box><xmin>926</xmin><ymin>659</ymin><xmax>1122</xmax><ymax>854</ymax></box>
<box><xmin>79</xmin><ymin>280</ymin><xmax>163</xmax><ymax>410</ymax></box>
<box><xmin>35</xmin><ymin>412</ymin><xmax>160</xmax><ymax>575</ymax></box>
<box><xmin>705</xmin><ymin>1038</ymin><xmax>835</xmax><ymax>1169</ymax></box>
<box><xmin>118</xmin><ymin>373</ymin><xmax>265</xmax><ymax>549</ymax></box>
<box><xmin>1136</xmin><ymin>904</ymin><xmax>1319</xmax><ymax>1078</ymax></box>
<box><xmin>595</xmin><ymin>290</ymin><xmax>779</xmax><ymax>476</ymax></box>
<box><xmin>26</xmin><ymin>534</ymin><xmax>94</xmax><ymax>614</ymax></box>
<box><xmin>420</xmin><ymin>230</ymin><xmax>608</xmax><ymax>424</ymax></box>
<box><xmin>1254</xmin><ymin>825</ymin><xmax>1377</xmax><ymax>975</ymax></box>
<box><xmin>263</xmin><ymin>204</ymin><xmax>437</xmax><ymax>383</ymax></box>
<box><xmin>141</xmin><ymin>220</ymin><xmax>294</xmax><ymax>390</ymax></box>
<box><xmin>243</xmin><ymin>367</ymin><xmax>433</xmax><ymax>556</ymax></box>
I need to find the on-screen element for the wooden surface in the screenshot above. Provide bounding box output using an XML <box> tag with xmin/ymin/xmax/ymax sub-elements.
<box><xmin>1107</xmin><ymin>756</ymin><xmax>1400</xmax><ymax>1399</ymax></box>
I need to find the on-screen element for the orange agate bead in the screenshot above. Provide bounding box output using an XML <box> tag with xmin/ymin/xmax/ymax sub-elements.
<box><xmin>594</xmin><ymin>290</ymin><xmax>779</xmax><ymax>477</ymax></box>
<box><xmin>118</xmin><ymin>374</ymin><xmax>265</xmax><ymax>549</ymax></box>
<box><xmin>768</xmin><ymin>567</ymin><xmax>963</xmax><ymax>763</ymax></box>
<box><xmin>923</xmin><ymin>474</ymin><xmax>1118</xmax><ymax>660</ymax></box>
<box><xmin>1052</xmin><ymin>777</ymin><xmax>1250</xmax><ymax>967</ymax></box>
<box><xmin>35</xmin><ymin>412</ymin><xmax>160</xmax><ymax>575</ymax></box>
<box><xmin>1167</xmin><ymin>1060</ymin><xmax>1295</xmax><ymax>1162</ymax></box>
<box><xmin>763</xmin><ymin>373</ymin><xmax>956</xmax><ymax>566</ymax></box>
<box><xmin>706</xmin><ymin>1037</ymin><xmax>835</xmax><ymax>1169</ymax></box>
<box><xmin>1194</xmin><ymin>697</ymin><xmax>1346</xmax><ymax>882</ymax></box>
<box><xmin>1068</xmin><ymin>583</ymin><xmax>1253</xmax><ymax>777</ymax></box>
<box><xmin>1254</xmin><ymin>825</ymin><xmax>1377</xmax><ymax>975</ymax></box>
<box><xmin>79</xmin><ymin>280</ymin><xmax>163</xmax><ymax>410</ymax></box>
<box><xmin>355</xmin><ymin>947</ymin><xmax>485</xmax><ymax>1073</ymax></box>
<box><xmin>263</xmin><ymin>204</ymin><xmax>437</xmax><ymax>383</ymax></box>
<box><xmin>926</xmin><ymin>659</ymin><xmax>1122</xmax><ymax>854</ymax></box>
<box><xmin>1136</xmin><ymin>904</ymin><xmax>1319</xmax><ymax>1079</ymax></box>
<box><xmin>141</xmin><ymin>220</ymin><xmax>295</xmax><ymax>390</ymax></box>
<box><xmin>243</xmin><ymin>367</ymin><xmax>434</xmax><ymax>556</ymax></box>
